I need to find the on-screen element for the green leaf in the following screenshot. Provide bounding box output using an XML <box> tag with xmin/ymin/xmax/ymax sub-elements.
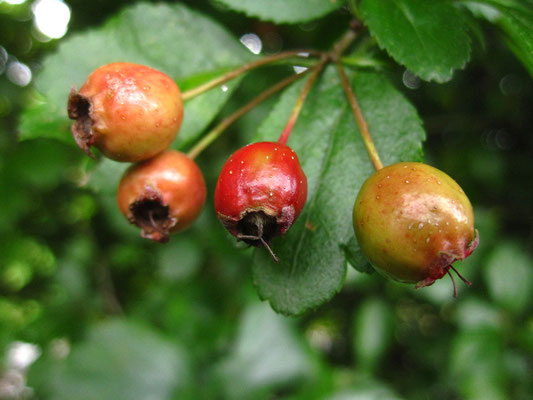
<box><xmin>157</xmin><ymin>236</ymin><xmax>203</xmax><ymax>282</ymax></box>
<box><xmin>215</xmin><ymin>0</ymin><xmax>344</xmax><ymax>24</ymax></box>
<box><xmin>252</xmin><ymin>67</ymin><xmax>425</xmax><ymax>315</ymax></box>
<box><xmin>450</xmin><ymin>328</ymin><xmax>508</xmax><ymax>400</ymax></box>
<box><xmin>343</xmin><ymin>235</ymin><xmax>374</xmax><ymax>274</ymax></box>
<box><xmin>492</xmin><ymin>5</ymin><xmax>533</xmax><ymax>76</ymax></box>
<box><xmin>352</xmin><ymin>297</ymin><xmax>394</xmax><ymax>371</ymax></box>
<box><xmin>18</xmin><ymin>3</ymin><xmax>249</xmax><ymax>146</ymax></box>
<box><xmin>460</xmin><ymin>1</ymin><xmax>533</xmax><ymax>75</ymax></box>
<box><xmin>454</xmin><ymin>297</ymin><xmax>502</xmax><ymax>331</ymax></box>
<box><xmin>484</xmin><ymin>241</ymin><xmax>533</xmax><ymax>314</ymax></box>
<box><xmin>360</xmin><ymin>0</ymin><xmax>472</xmax><ymax>82</ymax></box>
<box><xmin>215</xmin><ymin>302</ymin><xmax>315</xmax><ymax>399</ymax></box>
<box><xmin>327</xmin><ymin>384</ymin><xmax>404</xmax><ymax>400</ymax></box>
<box><xmin>28</xmin><ymin>319</ymin><xmax>190</xmax><ymax>400</ymax></box>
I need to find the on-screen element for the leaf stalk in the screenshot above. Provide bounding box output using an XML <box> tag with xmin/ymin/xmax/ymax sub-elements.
<box><xmin>187</xmin><ymin>72</ymin><xmax>308</xmax><ymax>159</ymax></box>
<box><xmin>277</xmin><ymin>57</ymin><xmax>328</xmax><ymax>145</ymax></box>
<box><xmin>336</xmin><ymin>62</ymin><xmax>383</xmax><ymax>170</ymax></box>
<box><xmin>278</xmin><ymin>27</ymin><xmax>359</xmax><ymax>145</ymax></box>
<box><xmin>182</xmin><ymin>50</ymin><xmax>319</xmax><ymax>101</ymax></box>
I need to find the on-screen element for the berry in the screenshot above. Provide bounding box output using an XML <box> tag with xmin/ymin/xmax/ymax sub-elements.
<box><xmin>214</xmin><ymin>141</ymin><xmax>307</xmax><ymax>261</ymax></box>
<box><xmin>117</xmin><ymin>150</ymin><xmax>206</xmax><ymax>242</ymax></box>
<box><xmin>68</xmin><ymin>62</ymin><xmax>183</xmax><ymax>162</ymax></box>
<box><xmin>353</xmin><ymin>162</ymin><xmax>478</xmax><ymax>296</ymax></box>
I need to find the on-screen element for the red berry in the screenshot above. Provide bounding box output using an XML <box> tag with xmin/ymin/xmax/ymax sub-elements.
<box><xmin>117</xmin><ymin>150</ymin><xmax>206</xmax><ymax>242</ymax></box>
<box><xmin>68</xmin><ymin>62</ymin><xmax>183</xmax><ymax>162</ymax></box>
<box><xmin>214</xmin><ymin>141</ymin><xmax>307</xmax><ymax>261</ymax></box>
<box><xmin>353</xmin><ymin>162</ymin><xmax>478</xmax><ymax>296</ymax></box>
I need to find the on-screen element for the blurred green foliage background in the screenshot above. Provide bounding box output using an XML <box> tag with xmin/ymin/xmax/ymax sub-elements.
<box><xmin>1</xmin><ymin>1</ymin><xmax>532</xmax><ymax>399</ymax></box>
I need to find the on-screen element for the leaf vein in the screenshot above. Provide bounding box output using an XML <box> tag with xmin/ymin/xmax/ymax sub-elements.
<box><xmin>289</xmin><ymin>98</ymin><xmax>348</xmax><ymax>278</ymax></box>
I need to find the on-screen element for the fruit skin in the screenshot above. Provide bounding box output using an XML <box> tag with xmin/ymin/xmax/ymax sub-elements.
<box><xmin>353</xmin><ymin>162</ymin><xmax>478</xmax><ymax>288</ymax></box>
<box><xmin>214</xmin><ymin>142</ymin><xmax>307</xmax><ymax>247</ymax></box>
<box><xmin>117</xmin><ymin>150</ymin><xmax>206</xmax><ymax>242</ymax></box>
<box><xmin>68</xmin><ymin>62</ymin><xmax>183</xmax><ymax>162</ymax></box>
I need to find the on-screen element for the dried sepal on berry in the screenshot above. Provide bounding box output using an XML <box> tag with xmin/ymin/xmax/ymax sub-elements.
<box><xmin>117</xmin><ymin>150</ymin><xmax>206</xmax><ymax>242</ymax></box>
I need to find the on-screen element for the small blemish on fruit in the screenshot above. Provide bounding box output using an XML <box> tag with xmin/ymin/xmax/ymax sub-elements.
<box><xmin>240</xmin><ymin>160</ymin><xmax>244</xmax><ymax>164</ymax></box>
<box><xmin>274</xmin><ymin>147</ymin><xmax>278</xmax><ymax>151</ymax></box>
<box><xmin>376</xmin><ymin>195</ymin><xmax>380</xmax><ymax>200</ymax></box>
<box><xmin>378</xmin><ymin>184</ymin><xmax>382</xmax><ymax>188</ymax></box>
<box><xmin>426</xmin><ymin>236</ymin><xmax>430</xmax><ymax>243</ymax></box>
<box><xmin>291</xmin><ymin>156</ymin><xmax>295</xmax><ymax>159</ymax></box>
<box><xmin>412</xmin><ymin>167</ymin><xmax>416</xmax><ymax>171</ymax></box>
<box><xmin>229</xmin><ymin>170</ymin><xmax>233</xmax><ymax>175</ymax></box>
<box><xmin>403</xmin><ymin>165</ymin><xmax>408</xmax><ymax>169</ymax></box>
<box><xmin>386</xmin><ymin>175</ymin><xmax>390</xmax><ymax>179</ymax></box>
<box><xmin>269</xmin><ymin>191</ymin><xmax>273</xmax><ymax>197</ymax></box>
<box><xmin>155</xmin><ymin>122</ymin><xmax>161</xmax><ymax>128</ymax></box>
<box><xmin>405</xmin><ymin>180</ymin><xmax>410</xmax><ymax>184</ymax></box>
<box><xmin>305</xmin><ymin>221</ymin><xmax>316</xmax><ymax>231</ymax></box>
<box><xmin>446</xmin><ymin>221</ymin><xmax>450</xmax><ymax>226</ymax></box>
<box><xmin>143</xmin><ymin>85</ymin><xmax>150</xmax><ymax>91</ymax></box>
<box><xmin>120</xmin><ymin>115</ymin><xmax>126</xmax><ymax>120</ymax></box>
<box><xmin>300</xmin><ymin>180</ymin><xmax>303</xmax><ymax>184</ymax></box>
<box><xmin>418</xmin><ymin>222</ymin><xmax>424</xmax><ymax>230</ymax></box>
<box><xmin>438</xmin><ymin>181</ymin><xmax>442</xmax><ymax>185</ymax></box>
<box><xmin>408</xmin><ymin>223</ymin><xmax>413</xmax><ymax>230</ymax></box>
<box><xmin>266</xmin><ymin>155</ymin><xmax>270</xmax><ymax>159</ymax></box>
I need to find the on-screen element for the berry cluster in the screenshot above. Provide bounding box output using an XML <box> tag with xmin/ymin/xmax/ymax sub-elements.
<box><xmin>68</xmin><ymin>62</ymin><xmax>306</xmax><ymax>249</ymax></box>
<box><xmin>69</xmin><ymin>59</ymin><xmax>478</xmax><ymax>296</ymax></box>
<box><xmin>69</xmin><ymin>63</ymin><xmax>206</xmax><ymax>243</ymax></box>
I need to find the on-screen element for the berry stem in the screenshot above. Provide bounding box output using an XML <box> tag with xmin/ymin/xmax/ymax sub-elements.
<box><xmin>277</xmin><ymin>27</ymin><xmax>359</xmax><ymax>145</ymax></box>
<box><xmin>187</xmin><ymin>71</ymin><xmax>309</xmax><ymax>159</ymax></box>
<box><xmin>336</xmin><ymin>62</ymin><xmax>384</xmax><ymax>170</ymax></box>
<box><xmin>277</xmin><ymin>56</ymin><xmax>328</xmax><ymax>145</ymax></box>
<box><xmin>182</xmin><ymin>51</ymin><xmax>319</xmax><ymax>101</ymax></box>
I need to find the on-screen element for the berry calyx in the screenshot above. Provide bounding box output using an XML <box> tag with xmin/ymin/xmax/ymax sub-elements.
<box><xmin>214</xmin><ymin>141</ymin><xmax>307</xmax><ymax>261</ymax></box>
<box><xmin>117</xmin><ymin>150</ymin><xmax>206</xmax><ymax>242</ymax></box>
<box><xmin>353</xmin><ymin>162</ymin><xmax>478</xmax><ymax>296</ymax></box>
<box><xmin>68</xmin><ymin>62</ymin><xmax>183</xmax><ymax>162</ymax></box>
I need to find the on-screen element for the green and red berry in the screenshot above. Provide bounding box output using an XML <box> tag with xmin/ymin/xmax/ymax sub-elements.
<box><xmin>353</xmin><ymin>162</ymin><xmax>478</xmax><ymax>296</ymax></box>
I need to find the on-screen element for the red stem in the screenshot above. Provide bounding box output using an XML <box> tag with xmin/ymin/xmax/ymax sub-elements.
<box><xmin>277</xmin><ymin>58</ymin><xmax>328</xmax><ymax>145</ymax></box>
